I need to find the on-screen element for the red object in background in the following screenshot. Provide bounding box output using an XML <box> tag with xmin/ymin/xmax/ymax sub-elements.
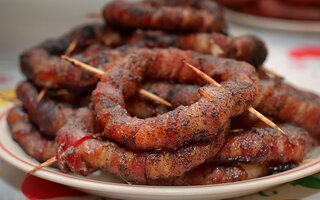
<box><xmin>288</xmin><ymin>46</ymin><xmax>320</xmax><ymax>70</ymax></box>
<box><xmin>289</xmin><ymin>47</ymin><xmax>320</xmax><ymax>59</ymax></box>
<box><xmin>0</xmin><ymin>75</ymin><xmax>8</xmax><ymax>84</ymax></box>
<box><xmin>22</xmin><ymin>175</ymin><xmax>87</xmax><ymax>200</ymax></box>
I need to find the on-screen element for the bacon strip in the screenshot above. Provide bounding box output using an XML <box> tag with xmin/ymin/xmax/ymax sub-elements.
<box><xmin>92</xmin><ymin>48</ymin><xmax>260</xmax><ymax>150</ymax></box>
<box><xmin>7</xmin><ymin>106</ymin><xmax>55</xmax><ymax>162</ymax></box>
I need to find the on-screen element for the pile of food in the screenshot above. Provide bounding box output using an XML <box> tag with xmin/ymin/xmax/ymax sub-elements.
<box><xmin>6</xmin><ymin>0</ymin><xmax>320</xmax><ymax>185</ymax></box>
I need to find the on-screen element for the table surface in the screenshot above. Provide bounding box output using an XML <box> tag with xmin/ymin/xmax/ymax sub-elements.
<box><xmin>0</xmin><ymin>0</ymin><xmax>320</xmax><ymax>199</ymax></box>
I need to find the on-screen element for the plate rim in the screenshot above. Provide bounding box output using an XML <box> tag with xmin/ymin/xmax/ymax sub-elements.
<box><xmin>225</xmin><ymin>8</ymin><xmax>320</xmax><ymax>33</ymax></box>
<box><xmin>1</xmin><ymin>108</ymin><xmax>320</xmax><ymax>198</ymax></box>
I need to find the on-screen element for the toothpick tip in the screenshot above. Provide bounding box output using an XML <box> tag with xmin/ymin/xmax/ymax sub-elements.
<box><xmin>36</xmin><ymin>88</ymin><xmax>47</xmax><ymax>103</ymax></box>
<box><xmin>261</xmin><ymin>66</ymin><xmax>283</xmax><ymax>79</ymax></box>
<box><xmin>278</xmin><ymin>127</ymin><xmax>286</xmax><ymax>136</ymax></box>
<box><xmin>85</xmin><ymin>13</ymin><xmax>102</xmax><ymax>18</ymax></box>
<box><xmin>26</xmin><ymin>156</ymin><xmax>57</xmax><ymax>175</ymax></box>
<box><xmin>183</xmin><ymin>61</ymin><xmax>221</xmax><ymax>87</ymax></box>
<box><xmin>26</xmin><ymin>167</ymin><xmax>40</xmax><ymax>175</ymax></box>
<box><xmin>61</xmin><ymin>57</ymin><xmax>171</xmax><ymax>107</ymax></box>
<box><xmin>64</xmin><ymin>39</ymin><xmax>78</xmax><ymax>56</ymax></box>
<box><xmin>248</xmin><ymin>107</ymin><xmax>286</xmax><ymax>136</ymax></box>
<box><xmin>185</xmin><ymin>62</ymin><xmax>286</xmax><ymax>135</ymax></box>
<box><xmin>138</xmin><ymin>89</ymin><xmax>172</xmax><ymax>107</ymax></box>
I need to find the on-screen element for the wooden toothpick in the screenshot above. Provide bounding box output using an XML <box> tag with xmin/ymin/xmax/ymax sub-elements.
<box><xmin>85</xmin><ymin>13</ymin><xmax>102</xmax><ymax>18</ymax></box>
<box><xmin>26</xmin><ymin>155</ymin><xmax>59</xmax><ymax>175</ymax></box>
<box><xmin>230</xmin><ymin>129</ymin><xmax>245</xmax><ymax>133</ymax></box>
<box><xmin>184</xmin><ymin>61</ymin><xmax>286</xmax><ymax>135</ymax></box>
<box><xmin>61</xmin><ymin>55</ymin><xmax>172</xmax><ymax>107</ymax></box>
<box><xmin>27</xmin><ymin>134</ymin><xmax>103</xmax><ymax>175</ymax></box>
<box><xmin>36</xmin><ymin>87</ymin><xmax>47</xmax><ymax>103</ymax></box>
<box><xmin>64</xmin><ymin>39</ymin><xmax>78</xmax><ymax>56</ymax></box>
<box><xmin>260</xmin><ymin>66</ymin><xmax>282</xmax><ymax>79</ymax></box>
<box><xmin>36</xmin><ymin>39</ymin><xmax>78</xmax><ymax>103</ymax></box>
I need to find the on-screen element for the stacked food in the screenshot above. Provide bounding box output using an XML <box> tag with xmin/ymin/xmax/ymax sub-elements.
<box><xmin>6</xmin><ymin>0</ymin><xmax>320</xmax><ymax>185</ymax></box>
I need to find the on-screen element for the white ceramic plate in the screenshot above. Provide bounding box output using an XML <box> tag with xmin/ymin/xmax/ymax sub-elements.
<box><xmin>225</xmin><ymin>9</ymin><xmax>320</xmax><ymax>33</ymax></box>
<box><xmin>1</xmin><ymin>109</ymin><xmax>320</xmax><ymax>200</ymax></box>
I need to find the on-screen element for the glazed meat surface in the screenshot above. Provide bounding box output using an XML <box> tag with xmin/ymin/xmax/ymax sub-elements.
<box><xmin>103</xmin><ymin>0</ymin><xmax>227</xmax><ymax>33</ymax></box>
<box><xmin>258</xmin><ymin>79</ymin><xmax>320</xmax><ymax>135</ymax></box>
<box><xmin>7</xmin><ymin>106</ymin><xmax>55</xmax><ymax>162</ymax></box>
<box><xmin>92</xmin><ymin>48</ymin><xmax>260</xmax><ymax>150</ymax></box>
<box><xmin>56</xmin><ymin>108</ymin><xmax>230</xmax><ymax>183</ymax></box>
<box><xmin>16</xmin><ymin>82</ymin><xmax>75</xmax><ymax>137</ymax></box>
<box><xmin>215</xmin><ymin>124</ymin><xmax>312</xmax><ymax>164</ymax></box>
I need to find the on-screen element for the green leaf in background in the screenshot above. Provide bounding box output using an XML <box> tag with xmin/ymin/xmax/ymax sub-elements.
<box><xmin>258</xmin><ymin>190</ymin><xmax>278</xmax><ymax>197</ymax></box>
<box><xmin>291</xmin><ymin>172</ymin><xmax>320</xmax><ymax>189</ymax></box>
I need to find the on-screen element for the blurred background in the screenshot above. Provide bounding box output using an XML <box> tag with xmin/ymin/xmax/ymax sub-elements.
<box><xmin>0</xmin><ymin>0</ymin><xmax>319</xmax><ymax>93</ymax></box>
<box><xmin>216</xmin><ymin>0</ymin><xmax>320</xmax><ymax>21</ymax></box>
<box><xmin>0</xmin><ymin>0</ymin><xmax>319</xmax><ymax>199</ymax></box>
<box><xmin>0</xmin><ymin>0</ymin><xmax>107</xmax><ymax>90</ymax></box>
